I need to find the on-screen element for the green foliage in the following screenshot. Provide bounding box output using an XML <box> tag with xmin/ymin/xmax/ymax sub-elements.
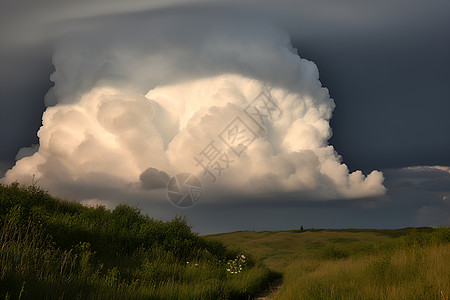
<box><xmin>0</xmin><ymin>182</ymin><xmax>272</xmax><ymax>299</ymax></box>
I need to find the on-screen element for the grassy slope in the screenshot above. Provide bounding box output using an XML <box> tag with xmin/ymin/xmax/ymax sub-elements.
<box><xmin>207</xmin><ymin>229</ymin><xmax>402</xmax><ymax>272</ymax></box>
<box><xmin>0</xmin><ymin>183</ymin><xmax>273</xmax><ymax>299</ymax></box>
<box><xmin>207</xmin><ymin>228</ymin><xmax>450</xmax><ymax>299</ymax></box>
<box><xmin>2</xmin><ymin>182</ymin><xmax>448</xmax><ymax>299</ymax></box>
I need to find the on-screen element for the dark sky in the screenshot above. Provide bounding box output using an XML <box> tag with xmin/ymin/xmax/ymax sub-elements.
<box><xmin>1</xmin><ymin>0</ymin><xmax>449</xmax><ymax>175</ymax></box>
<box><xmin>297</xmin><ymin>34</ymin><xmax>450</xmax><ymax>173</ymax></box>
<box><xmin>0</xmin><ymin>0</ymin><xmax>449</xmax><ymax>232</ymax></box>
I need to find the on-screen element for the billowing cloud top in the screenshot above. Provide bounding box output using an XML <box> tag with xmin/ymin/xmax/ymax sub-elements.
<box><xmin>2</xmin><ymin>18</ymin><xmax>385</xmax><ymax>203</ymax></box>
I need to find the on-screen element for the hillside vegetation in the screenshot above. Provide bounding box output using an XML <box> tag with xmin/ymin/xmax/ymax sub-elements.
<box><xmin>0</xmin><ymin>183</ymin><xmax>273</xmax><ymax>299</ymax></box>
<box><xmin>2</xmin><ymin>181</ymin><xmax>448</xmax><ymax>299</ymax></box>
<box><xmin>208</xmin><ymin>227</ymin><xmax>450</xmax><ymax>299</ymax></box>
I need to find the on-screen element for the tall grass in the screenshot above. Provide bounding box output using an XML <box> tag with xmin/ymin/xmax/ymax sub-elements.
<box><xmin>277</xmin><ymin>227</ymin><xmax>450</xmax><ymax>300</ymax></box>
<box><xmin>0</xmin><ymin>183</ymin><xmax>272</xmax><ymax>299</ymax></box>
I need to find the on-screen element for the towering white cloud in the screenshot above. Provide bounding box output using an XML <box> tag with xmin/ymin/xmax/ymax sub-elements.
<box><xmin>1</xmin><ymin>18</ymin><xmax>385</xmax><ymax>203</ymax></box>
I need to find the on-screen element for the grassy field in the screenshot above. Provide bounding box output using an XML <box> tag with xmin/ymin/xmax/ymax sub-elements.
<box><xmin>2</xmin><ymin>182</ymin><xmax>448</xmax><ymax>299</ymax></box>
<box><xmin>207</xmin><ymin>228</ymin><xmax>450</xmax><ymax>299</ymax></box>
<box><xmin>0</xmin><ymin>183</ymin><xmax>274</xmax><ymax>299</ymax></box>
<box><xmin>207</xmin><ymin>229</ymin><xmax>402</xmax><ymax>273</ymax></box>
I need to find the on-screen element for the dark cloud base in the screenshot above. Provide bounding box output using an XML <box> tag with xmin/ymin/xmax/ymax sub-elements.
<box><xmin>106</xmin><ymin>166</ymin><xmax>449</xmax><ymax>235</ymax></box>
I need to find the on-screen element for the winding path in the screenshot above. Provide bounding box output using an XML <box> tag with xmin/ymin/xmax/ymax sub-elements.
<box><xmin>255</xmin><ymin>278</ymin><xmax>283</xmax><ymax>300</ymax></box>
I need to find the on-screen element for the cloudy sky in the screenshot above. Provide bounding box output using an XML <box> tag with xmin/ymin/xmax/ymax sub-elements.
<box><xmin>0</xmin><ymin>0</ymin><xmax>449</xmax><ymax>234</ymax></box>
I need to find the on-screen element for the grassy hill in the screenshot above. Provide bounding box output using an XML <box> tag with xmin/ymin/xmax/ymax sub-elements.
<box><xmin>2</xmin><ymin>182</ymin><xmax>448</xmax><ymax>299</ymax></box>
<box><xmin>0</xmin><ymin>183</ymin><xmax>273</xmax><ymax>299</ymax></box>
<box><xmin>207</xmin><ymin>229</ymin><xmax>408</xmax><ymax>273</ymax></box>
<box><xmin>207</xmin><ymin>227</ymin><xmax>450</xmax><ymax>299</ymax></box>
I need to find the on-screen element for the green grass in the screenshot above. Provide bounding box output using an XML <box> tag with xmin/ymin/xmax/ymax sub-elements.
<box><xmin>207</xmin><ymin>227</ymin><xmax>450</xmax><ymax>299</ymax></box>
<box><xmin>0</xmin><ymin>183</ymin><xmax>273</xmax><ymax>299</ymax></box>
<box><xmin>207</xmin><ymin>228</ymin><xmax>401</xmax><ymax>273</ymax></box>
<box><xmin>2</xmin><ymin>182</ymin><xmax>448</xmax><ymax>299</ymax></box>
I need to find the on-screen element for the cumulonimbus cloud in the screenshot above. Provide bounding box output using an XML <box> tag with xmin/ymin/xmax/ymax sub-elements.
<box><xmin>1</xmin><ymin>17</ymin><xmax>385</xmax><ymax>203</ymax></box>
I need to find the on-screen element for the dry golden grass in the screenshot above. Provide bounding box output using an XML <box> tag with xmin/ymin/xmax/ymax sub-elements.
<box><xmin>207</xmin><ymin>227</ymin><xmax>449</xmax><ymax>299</ymax></box>
<box><xmin>277</xmin><ymin>242</ymin><xmax>449</xmax><ymax>299</ymax></box>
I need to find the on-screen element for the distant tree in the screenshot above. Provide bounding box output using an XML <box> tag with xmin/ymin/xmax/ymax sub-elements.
<box><xmin>300</xmin><ymin>225</ymin><xmax>304</xmax><ymax>231</ymax></box>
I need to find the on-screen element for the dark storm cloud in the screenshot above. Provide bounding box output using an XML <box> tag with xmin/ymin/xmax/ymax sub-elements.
<box><xmin>140</xmin><ymin>168</ymin><xmax>170</xmax><ymax>190</ymax></box>
<box><xmin>1</xmin><ymin>0</ymin><xmax>449</xmax><ymax>176</ymax></box>
<box><xmin>277</xmin><ymin>0</ymin><xmax>450</xmax><ymax>173</ymax></box>
<box><xmin>65</xmin><ymin>166</ymin><xmax>448</xmax><ymax>234</ymax></box>
<box><xmin>383</xmin><ymin>167</ymin><xmax>450</xmax><ymax>192</ymax></box>
<box><xmin>187</xmin><ymin>167</ymin><xmax>449</xmax><ymax>233</ymax></box>
<box><xmin>0</xmin><ymin>0</ymin><xmax>449</xmax><ymax>231</ymax></box>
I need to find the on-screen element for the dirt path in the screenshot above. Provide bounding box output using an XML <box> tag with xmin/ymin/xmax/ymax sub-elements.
<box><xmin>255</xmin><ymin>278</ymin><xmax>283</xmax><ymax>300</ymax></box>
